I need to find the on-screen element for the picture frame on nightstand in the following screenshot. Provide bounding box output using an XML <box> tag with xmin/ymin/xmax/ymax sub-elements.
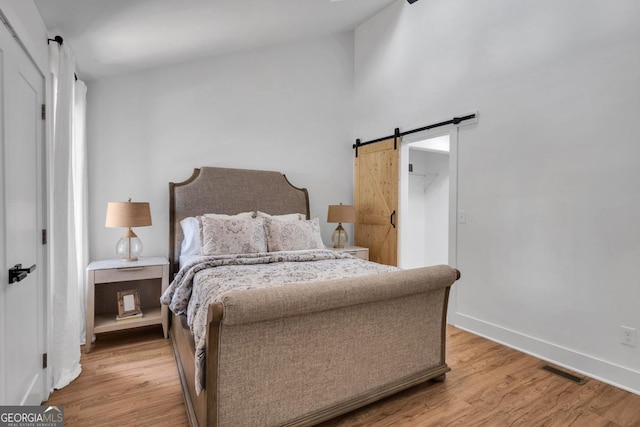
<box><xmin>116</xmin><ymin>289</ymin><xmax>142</xmax><ymax>319</ymax></box>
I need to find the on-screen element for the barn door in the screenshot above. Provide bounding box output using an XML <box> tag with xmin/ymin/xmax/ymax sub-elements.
<box><xmin>354</xmin><ymin>138</ymin><xmax>399</xmax><ymax>266</ymax></box>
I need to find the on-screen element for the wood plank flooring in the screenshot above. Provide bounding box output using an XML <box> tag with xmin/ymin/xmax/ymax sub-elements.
<box><xmin>44</xmin><ymin>326</ymin><xmax>189</xmax><ymax>426</ymax></box>
<box><xmin>45</xmin><ymin>325</ymin><xmax>640</xmax><ymax>426</ymax></box>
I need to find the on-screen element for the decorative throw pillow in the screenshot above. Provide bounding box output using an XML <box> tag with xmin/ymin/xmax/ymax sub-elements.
<box><xmin>200</xmin><ymin>216</ymin><xmax>267</xmax><ymax>255</ymax></box>
<box><xmin>197</xmin><ymin>211</ymin><xmax>255</xmax><ymax>252</ymax></box>
<box><xmin>256</xmin><ymin>211</ymin><xmax>306</xmax><ymax>221</ymax></box>
<box><xmin>203</xmin><ymin>212</ymin><xmax>255</xmax><ymax>220</ymax></box>
<box><xmin>265</xmin><ymin>218</ymin><xmax>325</xmax><ymax>252</ymax></box>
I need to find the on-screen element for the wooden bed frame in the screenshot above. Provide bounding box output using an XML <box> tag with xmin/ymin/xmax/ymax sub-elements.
<box><xmin>168</xmin><ymin>166</ymin><xmax>460</xmax><ymax>427</ymax></box>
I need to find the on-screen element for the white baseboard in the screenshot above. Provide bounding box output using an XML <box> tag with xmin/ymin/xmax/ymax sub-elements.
<box><xmin>449</xmin><ymin>312</ymin><xmax>640</xmax><ymax>396</ymax></box>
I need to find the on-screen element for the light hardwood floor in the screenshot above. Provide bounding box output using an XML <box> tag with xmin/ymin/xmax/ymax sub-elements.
<box><xmin>45</xmin><ymin>326</ymin><xmax>189</xmax><ymax>426</ymax></box>
<box><xmin>45</xmin><ymin>325</ymin><xmax>640</xmax><ymax>426</ymax></box>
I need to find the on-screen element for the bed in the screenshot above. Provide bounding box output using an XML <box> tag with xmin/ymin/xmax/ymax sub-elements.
<box><xmin>162</xmin><ymin>166</ymin><xmax>460</xmax><ymax>427</ymax></box>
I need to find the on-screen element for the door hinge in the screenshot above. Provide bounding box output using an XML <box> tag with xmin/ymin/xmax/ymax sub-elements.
<box><xmin>41</xmin><ymin>104</ymin><xmax>46</xmax><ymax>120</ymax></box>
<box><xmin>42</xmin><ymin>229</ymin><xmax>47</xmax><ymax>245</ymax></box>
<box><xmin>42</xmin><ymin>353</ymin><xmax>48</xmax><ymax>369</ymax></box>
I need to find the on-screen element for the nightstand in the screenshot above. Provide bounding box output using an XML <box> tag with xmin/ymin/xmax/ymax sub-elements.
<box><xmin>328</xmin><ymin>245</ymin><xmax>369</xmax><ymax>261</ymax></box>
<box><xmin>85</xmin><ymin>256</ymin><xmax>169</xmax><ymax>352</ymax></box>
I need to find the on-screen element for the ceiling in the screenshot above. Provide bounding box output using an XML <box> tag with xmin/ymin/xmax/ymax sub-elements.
<box><xmin>34</xmin><ymin>0</ymin><xmax>395</xmax><ymax>81</ymax></box>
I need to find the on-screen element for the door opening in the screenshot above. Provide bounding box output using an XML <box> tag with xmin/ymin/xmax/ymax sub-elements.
<box><xmin>399</xmin><ymin>132</ymin><xmax>454</xmax><ymax>270</ymax></box>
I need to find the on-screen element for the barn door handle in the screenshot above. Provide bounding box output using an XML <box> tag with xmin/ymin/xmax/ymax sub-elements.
<box><xmin>8</xmin><ymin>264</ymin><xmax>36</xmax><ymax>284</ymax></box>
<box><xmin>390</xmin><ymin>210</ymin><xmax>396</xmax><ymax>228</ymax></box>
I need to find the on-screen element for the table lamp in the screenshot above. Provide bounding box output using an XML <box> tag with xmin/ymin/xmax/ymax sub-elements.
<box><xmin>327</xmin><ymin>203</ymin><xmax>355</xmax><ymax>248</ymax></box>
<box><xmin>105</xmin><ymin>198</ymin><xmax>152</xmax><ymax>262</ymax></box>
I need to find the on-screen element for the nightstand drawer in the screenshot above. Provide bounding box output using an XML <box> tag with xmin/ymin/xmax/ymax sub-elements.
<box><xmin>327</xmin><ymin>246</ymin><xmax>369</xmax><ymax>261</ymax></box>
<box><xmin>94</xmin><ymin>265</ymin><xmax>163</xmax><ymax>283</ymax></box>
<box><xmin>344</xmin><ymin>249</ymin><xmax>369</xmax><ymax>260</ymax></box>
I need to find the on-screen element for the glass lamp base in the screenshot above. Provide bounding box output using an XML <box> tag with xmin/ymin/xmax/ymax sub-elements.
<box><xmin>116</xmin><ymin>236</ymin><xmax>143</xmax><ymax>262</ymax></box>
<box><xmin>331</xmin><ymin>224</ymin><xmax>348</xmax><ymax>248</ymax></box>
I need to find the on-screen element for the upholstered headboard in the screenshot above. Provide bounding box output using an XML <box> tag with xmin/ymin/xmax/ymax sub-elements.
<box><xmin>169</xmin><ymin>167</ymin><xmax>310</xmax><ymax>276</ymax></box>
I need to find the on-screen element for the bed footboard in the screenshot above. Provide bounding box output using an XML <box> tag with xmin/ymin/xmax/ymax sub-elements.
<box><xmin>202</xmin><ymin>264</ymin><xmax>459</xmax><ymax>427</ymax></box>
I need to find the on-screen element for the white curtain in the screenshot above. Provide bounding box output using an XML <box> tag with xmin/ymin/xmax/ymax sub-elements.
<box><xmin>73</xmin><ymin>79</ymin><xmax>88</xmax><ymax>347</ymax></box>
<box><xmin>49</xmin><ymin>41</ymin><xmax>87</xmax><ymax>390</ymax></box>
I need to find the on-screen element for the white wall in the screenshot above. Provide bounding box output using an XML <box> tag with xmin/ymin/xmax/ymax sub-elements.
<box><xmin>355</xmin><ymin>0</ymin><xmax>640</xmax><ymax>393</ymax></box>
<box><xmin>87</xmin><ymin>33</ymin><xmax>355</xmax><ymax>261</ymax></box>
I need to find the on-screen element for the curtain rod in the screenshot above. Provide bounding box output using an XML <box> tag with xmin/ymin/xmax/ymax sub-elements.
<box><xmin>47</xmin><ymin>35</ymin><xmax>64</xmax><ymax>45</ymax></box>
<box><xmin>353</xmin><ymin>113</ymin><xmax>477</xmax><ymax>157</ymax></box>
<box><xmin>47</xmin><ymin>35</ymin><xmax>78</xmax><ymax>81</ymax></box>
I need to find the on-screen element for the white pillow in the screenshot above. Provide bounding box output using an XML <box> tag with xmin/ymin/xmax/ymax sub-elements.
<box><xmin>256</xmin><ymin>211</ymin><xmax>306</xmax><ymax>221</ymax></box>
<box><xmin>201</xmin><ymin>216</ymin><xmax>267</xmax><ymax>255</ymax></box>
<box><xmin>180</xmin><ymin>217</ymin><xmax>201</xmax><ymax>256</ymax></box>
<box><xmin>264</xmin><ymin>218</ymin><xmax>325</xmax><ymax>252</ymax></box>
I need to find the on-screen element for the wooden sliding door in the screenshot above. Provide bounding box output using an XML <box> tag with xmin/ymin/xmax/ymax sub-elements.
<box><xmin>354</xmin><ymin>138</ymin><xmax>399</xmax><ymax>266</ymax></box>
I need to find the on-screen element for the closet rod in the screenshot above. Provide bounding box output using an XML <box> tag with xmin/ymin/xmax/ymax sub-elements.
<box><xmin>353</xmin><ymin>113</ymin><xmax>476</xmax><ymax>156</ymax></box>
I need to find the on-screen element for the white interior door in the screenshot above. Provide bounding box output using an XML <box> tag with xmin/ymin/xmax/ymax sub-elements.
<box><xmin>0</xmin><ymin>21</ymin><xmax>47</xmax><ymax>405</ymax></box>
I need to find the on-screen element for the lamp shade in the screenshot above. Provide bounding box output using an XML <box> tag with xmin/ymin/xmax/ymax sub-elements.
<box><xmin>105</xmin><ymin>199</ymin><xmax>152</xmax><ymax>228</ymax></box>
<box><xmin>327</xmin><ymin>204</ymin><xmax>355</xmax><ymax>224</ymax></box>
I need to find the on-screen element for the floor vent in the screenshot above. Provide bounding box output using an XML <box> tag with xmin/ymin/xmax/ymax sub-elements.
<box><xmin>541</xmin><ymin>365</ymin><xmax>587</xmax><ymax>385</ymax></box>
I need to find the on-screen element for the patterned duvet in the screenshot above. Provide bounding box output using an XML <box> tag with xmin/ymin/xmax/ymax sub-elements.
<box><xmin>160</xmin><ymin>249</ymin><xmax>398</xmax><ymax>393</ymax></box>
